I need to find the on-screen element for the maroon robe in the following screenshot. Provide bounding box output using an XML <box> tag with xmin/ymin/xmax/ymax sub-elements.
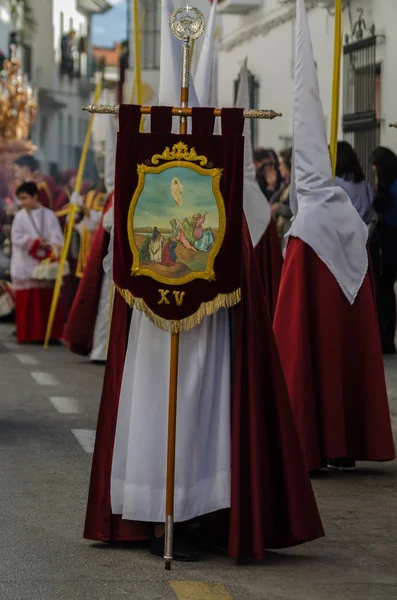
<box><xmin>35</xmin><ymin>175</ymin><xmax>58</xmax><ymax>210</ymax></box>
<box><xmin>254</xmin><ymin>218</ymin><xmax>283</xmax><ymax>321</ymax></box>
<box><xmin>273</xmin><ymin>237</ymin><xmax>395</xmax><ymax>471</ymax></box>
<box><xmin>83</xmin><ymin>220</ymin><xmax>324</xmax><ymax>560</ymax></box>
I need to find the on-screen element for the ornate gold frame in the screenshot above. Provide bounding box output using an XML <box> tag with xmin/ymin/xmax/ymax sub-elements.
<box><xmin>127</xmin><ymin>142</ymin><xmax>226</xmax><ymax>286</ymax></box>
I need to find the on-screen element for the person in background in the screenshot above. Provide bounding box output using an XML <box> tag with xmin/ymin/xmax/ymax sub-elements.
<box><xmin>371</xmin><ymin>147</ymin><xmax>397</xmax><ymax>354</ymax></box>
<box><xmin>14</xmin><ymin>155</ymin><xmax>58</xmax><ymax>210</ymax></box>
<box><xmin>270</xmin><ymin>148</ymin><xmax>293</xmax><ymax>243</ymax></box>
<box><xmin>335</xmin><ymin>141</ymin><xmax>374</xmax><ymax>224</ymax></box>
<box><xmin>254</xmin><ymin>148</ymin><xmax>283</xmax><ymax>201</ymax></box>
<box><xmin>55</xmin><ymin>170</ymin><xmax>78</xmax><ymax>212</ymax></box>
<box><xmin>10</xmin><ymin>182</ymin><xmax>64</xmax><ymax>344</ymax></box>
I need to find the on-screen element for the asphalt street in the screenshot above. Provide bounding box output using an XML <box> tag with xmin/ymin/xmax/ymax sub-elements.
<box><xmin>0</xmin><ymin>322</ymin><xmax>396</xmax><ymax>600</ymax></box>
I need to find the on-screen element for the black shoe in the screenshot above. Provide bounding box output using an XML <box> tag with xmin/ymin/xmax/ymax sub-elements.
<box><xmin>188</xmin><ymin>527</ymin><xmax>228</xmax><ymax>556</ymax></box>
<box><xmin>150</xmin><ymin>534</ymin><xmax>199</xmax><ymax>562</ymax></box>
<box><xmin>382</xmin><ymin>343</ymin><xmax>397</xmax><ymax>355</ymax></box>
<box><xmin>327</xmin><ymin>458</ymin><xmax>356</xmax><ymax>471</ymax></box>
<box><xmin>309</xmin><ymin>458</ymin><xmax>328</xmax><ymax>475</ymax></box>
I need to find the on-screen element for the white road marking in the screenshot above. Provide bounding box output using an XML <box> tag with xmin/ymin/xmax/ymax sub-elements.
<box><xmin>30</xmin><ymin>372</ymin><xmax>61</xmax><ymax>386</ymax></box>
<box><xmin>48</xmin><ymin>396</ymin><xmax>81</xmax><ymax>414</ymax></box>
<box><xmin>3</xmin><ymin>342</ymin><xmax>19</xmax><ymax>350</ymax></box>
<box><xmin>72</xmin><ymin>429</ymin><xmax>96</xmax><ymax>454</ymax></box>
<box><xmin>14</xmin><ymin>354</ymin><xmax>40</xmax><ymax>366</ymax></box>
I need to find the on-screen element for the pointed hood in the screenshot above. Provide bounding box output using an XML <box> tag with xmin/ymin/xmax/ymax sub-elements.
<box><xmin>235</xmin><ymin>61</ymin><xmax>271</xmax><ymax>246</ymax></box>
<box><xmin>104</xmin><ymin>114</ymin><xmax>118</xmax><ymax>194</ymax></box>
<box><xmin>288</xmin><ymin>0</ymin><xmax>368</xmax><ymax>304</ymax></box>
<box><xmin>158</xmin><ymin>0</ymin><xmax>199</xmax><ymax>108</ymax></box>
<box><xmin>194</xmin><ymin>0</ymin><xmax>218</xmax><ymax>107</ymax></box>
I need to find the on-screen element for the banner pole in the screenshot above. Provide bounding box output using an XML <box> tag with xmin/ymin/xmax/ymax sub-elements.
<box><xmin>164</xmin><ymin>6</ymin><xmax>204</xmax><ymax>572</ymax></box>
<box><xmin>43</xmin><ymin>75</ymin><xmax>103</xmax><ymax>348</ymax></box>
<box><xmin>330</xmin><ymin>0</ymin><xmax>342</xmax><ymax>178</ymax></box>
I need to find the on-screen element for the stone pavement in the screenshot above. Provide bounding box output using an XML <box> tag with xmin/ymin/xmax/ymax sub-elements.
<box><xmin>0</xmin><ymin>322</ymin><xmax>396</xmax><ymax>600</ymax></box>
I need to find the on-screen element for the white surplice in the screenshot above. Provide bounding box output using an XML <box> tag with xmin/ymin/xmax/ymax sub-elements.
<box><xmin>90</xmin><ymin>203</ymin><xmax>115</xmax><ymax>363</ymax></box>
<box><xmin>10</xmin><ymin>205</ymin><xmax>64</xmax><ymax>289</ymax></box>
<box><xmin>110</xmin><ymin>308</ymin><xmax>231</xmax><ymax>523</ymax></box>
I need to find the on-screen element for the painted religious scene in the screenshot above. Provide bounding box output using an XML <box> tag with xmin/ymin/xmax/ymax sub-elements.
<box><xmin>131</xmin><ymin>165</ymin><xmax>222</xmax><ymax>282</ymax></box>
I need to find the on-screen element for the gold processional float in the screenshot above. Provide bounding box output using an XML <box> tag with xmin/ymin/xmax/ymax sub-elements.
<box><xmin>79</xmin><ymin>4</ymin><xmax>282</xmax><ymax>570</ymax></box>
<box><xmin>0</xmin><ymin>45</ymin><xmax>38</xmax><ymax>179</ymax></box>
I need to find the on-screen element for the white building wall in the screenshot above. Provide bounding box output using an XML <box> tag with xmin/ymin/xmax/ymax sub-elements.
<box><xmin>30</xmin><ymin>0</ymin><xmax>91</xmax><ymax>176</ymax></box>
<box><xmin>217</xmin><ymin>0</ymin><xmax>397</xmax><ymax>154</ymax></box>
<box><xmin>0</xmin><ymin>0</ymin><xmax>11</xmax><ymax>54</ymax></box>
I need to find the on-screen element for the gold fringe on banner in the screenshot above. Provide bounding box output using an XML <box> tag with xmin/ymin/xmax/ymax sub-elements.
<box><xmin>116</xmin><ymin>287</ymin><xmax>241</xmax><ymax>333</ymax></box>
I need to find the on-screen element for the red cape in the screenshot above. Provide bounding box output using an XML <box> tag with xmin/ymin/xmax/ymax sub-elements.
<box><xmin>274</xmin><ymin>237</ymin><xmax>395</xmax><ymax>471</ymax></box>
<box><xmin>63</xmin><ymin>223</ymin><xmax>109</xmax><ymax>356</ymax></box>
<box><xmin>83</xmin><ymin>220</ymin><xmax>324</xmax><ymax>560</ymax></box>
<box><xmin>254</xmin><ymin>219</ymin><xmax>283</xmax><ymax>320</ymax></box>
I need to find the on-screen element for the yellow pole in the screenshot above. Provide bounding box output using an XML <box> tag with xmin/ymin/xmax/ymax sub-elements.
<box><xmin>129</xmin><ymin>10</ymin><xmax>145</xmax><ymax>104</ymax></box>
<box><xmin>330</xmin><ymin>0</ymin><xmax>343</xmax><ymax>178</ymax></box>
<box><xmin>133</xmin><ymin>0</ymin><xmax>143</xmax><ymax>105</ymax></box>
<box><xmin>43</xmin><ymin>75</ymin><xmax>103</xmax><ymax>348</ymax></box>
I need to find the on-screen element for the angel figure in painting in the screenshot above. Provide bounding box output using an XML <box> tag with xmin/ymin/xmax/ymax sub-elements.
<box><xmin>170</xmin><ymin>177</ymin><xmax>184</xmax><ymax>207</ymax></box>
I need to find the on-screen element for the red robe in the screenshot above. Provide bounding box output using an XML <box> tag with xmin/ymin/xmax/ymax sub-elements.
<box><xmin>63</xmin><ymin>199</ymin><xmax>112</xmax><ymax>356</ymax></box>
<box><xmin>273</xmin><ymin>237</ymin><xmax>395</xmax><ymax>471</ymax></box>
<box><xmin>83</xmin><ymin>220</ymin><xmax>324</xmax><ymax>560</ymax></box>
<box><xmin>254</xmin><ymin>219</ymin><xmax>283</xmax><ymax>321</ymax></box>
<box><xmin>15</xmin><ymin>287</ymin><xmax>63</xmax><ymax>343</ymax></box>
<box><xmin>35</xmin><ymin>175</ymin><xmax>58</xmax><ymax>210</ymax></box>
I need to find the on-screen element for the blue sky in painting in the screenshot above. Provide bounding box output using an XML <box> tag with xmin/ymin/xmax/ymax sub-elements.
<box><xmin>134</xmin><ymin>166</ymin><xmax>219</xmax><ymax>230</ymax></box>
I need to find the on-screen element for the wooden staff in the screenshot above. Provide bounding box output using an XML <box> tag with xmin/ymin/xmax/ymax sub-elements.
<box><xmin>83</xmin><ymin>104</ymin><xmax>281</xmax><ymax>120</ymax></box>
<box><xmin>43</xmin><ymin>75</ymin><xmax>103</xmax><ymax>348</ymax></box>
<box><xmin>163</xmin><ymin>6</ymin><xmax>204</xmax><ymax>572</ymax></box>
<box><xmin>329</xmin><ymin>0</ymin><xmax>343</xmax><ymax>177</ymax></box>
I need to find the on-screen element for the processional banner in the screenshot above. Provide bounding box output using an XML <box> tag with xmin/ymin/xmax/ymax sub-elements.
<box><xmin>113</xmin><ymin>105</ymin><xmax>244</xmax><ymax>332</ymax></box>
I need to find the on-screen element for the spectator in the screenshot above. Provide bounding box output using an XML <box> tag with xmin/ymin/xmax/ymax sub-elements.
<box><xmin>255</xmin><ymin>148</ymin><xmax>282</xmax><ymax>201</ymax></box>
<box><xmin>335</xmin><ymin>141</ymin><xmax>374</xmax><ymax>224</ymax></box>
<box><xmin>371</xmin><ymin>146</ymin><xmax>397</xmax><ymax>354</ymax></box>
<box><xmin>270</xmin><ymin>147</ymin><xmax>293</xmax><ymax>243</ymax></box>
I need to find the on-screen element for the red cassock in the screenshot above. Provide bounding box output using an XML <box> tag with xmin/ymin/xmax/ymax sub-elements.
<box><xmin>254</xmin><ymin>219</ymin><xmax>283</xmax><ymax>321</ymax></box>
<box><xmin>273</xmin><ymin>237</ymin><xmax>395</xmax><ymax>471</ymax></box>
<box><xmin>63</xmin><ymin>205</ymin><xmax>111</xmax><ymax>356</ymax></box>
<box><xmin>83</xmin><ymin>220</ymin><xmax>324</xmax><ymax>560</ymax></box>
<box><xmin>15</xmin><ymin>287</ymin><xmax>63</xmax><ymax>343</ymax></box>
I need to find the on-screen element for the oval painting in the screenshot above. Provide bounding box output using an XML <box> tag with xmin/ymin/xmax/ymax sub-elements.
<box><xmin>128</xmin><ymin>162</ymin><xmax>225</xmax><ymax>285</ymax></box>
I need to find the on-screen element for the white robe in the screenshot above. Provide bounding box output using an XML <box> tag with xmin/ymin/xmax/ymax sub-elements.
<box><xmin>10</xmin><ymin>206</ymin><xmax>64</xmax><ymax>289</ymax></box>
<box><xmin>89</xmin><ymin>205</ymin><xmax>115</xmax><ymax>363</ymax></box>
<box><xmin>111</xmin><ymin>309</ymin><xmax>231</xmax><ymax>523</ymax></box>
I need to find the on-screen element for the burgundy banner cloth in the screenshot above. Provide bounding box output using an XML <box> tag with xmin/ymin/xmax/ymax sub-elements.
<box><xmin>63</xmin><ymin>205</ymin><xmax>111</xmax><ymax>356</ymax></box>
<box><xmin>254</xmin><ymin>218</ymin><xmax>283</xmax><ymax>321</ymax></box>
<box><xmin>113</xmin><ymin>105</ymin><xmax>244</xmax><ymax>323</ymax></box>
<box><xmin>274</xmin><ymin>237</ymin><xmax>395</xmax><ymax>471</ymax></box>
<box><xmin>83</xmin><ymin>221</ymin><xmax>324</xmax><ymax>558</ymax></box>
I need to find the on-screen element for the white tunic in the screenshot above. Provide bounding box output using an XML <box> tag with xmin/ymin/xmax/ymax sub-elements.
<box><xmin>89</xmin><ymin>204</ymin><xmax>115</xmax><ymax>363</ymax></box>
<box><xmin>111</xmin><ymin>309</ymin><xmax>231</xmax><ymax>523</ymax></box>
<box><xmin>10</xmin><ymin>206</ymin><xmax>64</xmax><ymax>288</ymax></box>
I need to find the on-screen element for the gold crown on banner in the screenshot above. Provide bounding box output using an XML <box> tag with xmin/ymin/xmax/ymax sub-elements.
<box><xmin>0</xmin><ymin>50</ymin><xmax>37</xmax><ymax>142</ymax></box>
